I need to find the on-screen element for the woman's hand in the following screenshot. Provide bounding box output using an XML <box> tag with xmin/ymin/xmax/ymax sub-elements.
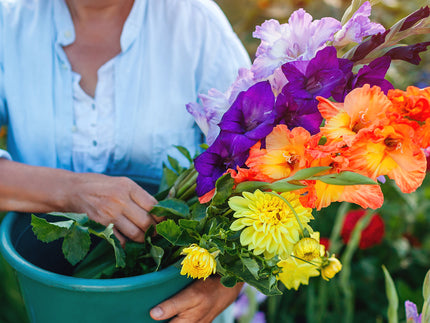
<box><xmin>68</xmin><ymin>173</ymin><xmax>159</xmax><ymax>244</ymax></box>
<box><xmin>150</xmin><ymin>277</ymin><xmax>243</xmax><ymax>323</ymax></box>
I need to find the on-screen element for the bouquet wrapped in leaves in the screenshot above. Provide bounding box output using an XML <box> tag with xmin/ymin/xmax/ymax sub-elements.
<box><xmin>32</xmin><ymin>1</ymin><xmax>430</xmax><ymax>295</ymax></box>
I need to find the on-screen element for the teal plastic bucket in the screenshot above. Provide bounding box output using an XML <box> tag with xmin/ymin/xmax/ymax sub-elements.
<box><xmin>0</xmin><ymin>212</ymin><xmax>191</xmax><ymax>323</ymax></box>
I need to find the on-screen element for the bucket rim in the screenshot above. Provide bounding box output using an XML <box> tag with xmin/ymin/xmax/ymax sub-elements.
<box><xmin>0</xmin><ymin>212</ymin><xmax>186</xmax><ymax>292</ymax></box>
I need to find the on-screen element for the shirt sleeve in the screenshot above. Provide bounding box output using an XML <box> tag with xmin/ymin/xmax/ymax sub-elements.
<box><xmin>0</xmin><ymin>5</ymin><xmax>11</xmax><ymax>160</ymax></box>
<box><xmin>192</xmin><ymin>1</ymin><xmax>251</xmax><ymax>95</ymax></box>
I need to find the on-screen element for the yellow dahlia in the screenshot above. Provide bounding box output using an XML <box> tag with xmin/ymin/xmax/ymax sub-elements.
<box><xmin>229</xmin><ymin>190</ymin><xmax>313</xmax><ymax>259</ymax></box>
<box><xmin>293</xmin><ymin>237</ymin><xmax>322</xmax><ymax>261</ymax></box>
<box><xmin>321</xmin><ymin>256</ymin><xmax>342</xmax><ymax>281</ymax></box>
<box><xmin>180</xmin><ymin>244</ymin><xmax>217</xmax><ymax>280</ymax></box>
<box><xmin>277</xmin><ymin>257</ymin><xmax>320</xmax><ymax>290</ymax></box>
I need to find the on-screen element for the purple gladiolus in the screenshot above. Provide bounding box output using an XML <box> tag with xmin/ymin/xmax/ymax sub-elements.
<box><xmin>333</xmin><ymin>1</ymin><xmax>385</xmax><ymax>47</ymax></box>
<box><xmin>218</xmin><ymin>81</ymin><xmax>276</xmax><ymax>143</ymax></box>
<box><xmin>252</xmin><ymin>10</ymin><xmax>341</xmax><ymax>79</ymax></box>
<box><xmin>332</xmin><ymin>56</ymin><xmax>393</xmax><ymax>101</ymax></box>
<box><xmin>275</xmin><ymin>47</ymin><xmax>351</xmax><ymax>134</ymax></box>
<box><xmin>384</xmin><ymin>42</ymin><xmax>430</xmax><ymax>65</ymax></box>
<box><xmin>195</xmin><ymin>132</ymin><xmax>250</xmax><ymax>196</ymax></box>
<box><xmin>405</xmin><ymin>301</ymin><xmax>422</xmax><ymax>323</ymax></box>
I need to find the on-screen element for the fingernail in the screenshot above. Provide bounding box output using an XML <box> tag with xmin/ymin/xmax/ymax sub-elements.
<box><xmin>150</xmin><ymin>306</ymin><xmax>164</xmax><ymax>318</ymax></box>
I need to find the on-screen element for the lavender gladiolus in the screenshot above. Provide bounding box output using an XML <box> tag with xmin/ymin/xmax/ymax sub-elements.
<box><xmin>333</xmin><ymin>1</ymin><xmax>385</xmax><ymax>47</ymax></box>
<box><xmin>252</xmin><ymin>10</ymin><xmax>341</xmax><ymax>79</ymax></box>
<box><xmin>405</xmin><ymin>301</ymin><xmax>422</xmax><ymax>323</ymax></box>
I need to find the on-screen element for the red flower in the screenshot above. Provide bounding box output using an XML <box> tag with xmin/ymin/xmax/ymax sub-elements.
<box><xmin>320</xmin><ymin>237</ymin><xmax>331</xmax><ymax>251</ymax></box>
<box><xmin>341</xmin><ymin>209</ymin><xmax>385</xmax><ymax>249</ymax></box>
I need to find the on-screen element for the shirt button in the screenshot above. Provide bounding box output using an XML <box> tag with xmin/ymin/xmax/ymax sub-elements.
<box><xmin>61</xmin><ymin>63</ymin><xmax>68</xmax><ymax>70</ymax></box>
<box><xmin>92</xmin><ymin>140</ymin><xmax>98</xmax><ymax>146</ymax></box>
<box><xmin>64</xmin><ymin>30</ymin><xmax>72</xmax><ymax>39</ymax></box>
<box><xmin>91</xmin><ymin>103</ymin><xmax>96</xmax><ymax>110</ymax></box>
<box><xmin>91</xmin><ymin>123</ymin><xmax>96</xmax><ymax>127</ymax></box>
<box><xmin>71</xmin><ymin>126</ymin><xmax>77</xmax><ymax>133</ymax></box>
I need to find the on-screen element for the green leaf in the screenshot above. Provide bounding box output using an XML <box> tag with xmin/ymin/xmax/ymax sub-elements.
<box><xmin>179</xmin><ymin>219</ymin><xmax>199</xmax><ymax>231</ymax></box>
<box><xmin>48</xmin><ymin>212</ymin><xmax>88</xmax><ymax>224</ymax></box>
<box><xmin>191</xmin><ymin>203</ymin><xmax>207</xmax><ymax>221</ymax></box>
<box><xmin>88</xmin><ymin>223</ymin><xmax>126</xmax><ymax>268</ymax></box>
<box><xmin>220</xmin><ymin>275</ymin><xmax>238</xmax><ymax>288</ymax></box>
<box><xmin>31</xmin><ymin>215</ymin><xmax>70</xmax><ymax>243</ymax></box>
<box><xmin>161</xmin><ymin>166</ymin><xmax>179</xmax><ymax>188</ymax></box>
<box><xmin>211</xmin><ymin>174</ymin><xmax>235</xmax><ymax>206</ymax></box>
<box><xmin>240</xmin><ymin>257</ymin><xmax>260</xmax><ymax>280</ymax></box>
<box><xmin>73</xmin><ymin>240</ymin><xmax>117</xmax><ymax>279</ymax></box>
<box><xmin>423</xmin><ymin>268</ymin><xmax>430</xmax><ymax>301</ymax></box>
<box><xmin>151</xmin><ymin>199</ymin><xmax>190</xmax><ymax>218</ymax></box>
<box><xmin>285</xmin><ymin>166</ymin><xmax>331</xmax><ymax>181</ymax></box>
<box><xmin>174</xmin><ymin>145</ymin><xmax>193</xmax><ymax>163</ymax></box>
<box><xmin>314</xmin><ymin>171</ymin><xmax>377</xmax><ymax>186</ymax></box>
<box><xmin>382</xmin><ymin>265</ymin><xmax>398</xmax><ymax>323</ymax></box>
<box><xmin>150</xmin><ymin>244</ymin><xmax>165</xmax><ymax>271</ymax></box>
<box><xmin>156</xmin><ymin>220</ymin><xmax>183</xmax><ymax>245</ymax></box>
<box><xmin>62</xmin><ymin>224</ymin><xmax>91</xmax><ymax>266</ymax></box>
<box><xmin>168</xmin><ymin>155</ymin><xmax>182</xmax><ymax>174</ymax></box>
<box><xmin>267</xmin><ymin>180</ymin><xmax>306</xmax><ymax>192</ymax></box>
<box><xmin>234</xmin><ymin>181</ymin><xmax>268</xmax><ymax>193</ymax></box>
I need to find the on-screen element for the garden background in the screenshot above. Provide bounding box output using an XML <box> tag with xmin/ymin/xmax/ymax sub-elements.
<box><xmin>1</xmin><ymin>0</ymin><xmax>430</xmax><ymax>322</ymax></box>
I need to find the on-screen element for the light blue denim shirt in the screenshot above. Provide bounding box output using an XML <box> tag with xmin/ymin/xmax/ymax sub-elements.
<box><xmin>0</xmin><ymin>0</ymin><xmax>251</xmax><ymax>183</ymax></box>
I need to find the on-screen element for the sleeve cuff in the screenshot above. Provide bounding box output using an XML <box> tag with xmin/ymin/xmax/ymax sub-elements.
<box><xmin>0</xmin><ymin>149</ymin><xmax>12</xmax><ymax>160</ymax></box>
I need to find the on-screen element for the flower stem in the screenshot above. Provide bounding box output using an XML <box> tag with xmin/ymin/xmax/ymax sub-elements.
<box><xmin>267</xmin><ymin>192</ymin><xmax>305</xmax><ymax>236</ymax></box>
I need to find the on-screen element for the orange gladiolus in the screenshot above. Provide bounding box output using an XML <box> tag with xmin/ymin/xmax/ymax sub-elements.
<box><xmin>245</xmin><ymin>125</ymin><xmax>311</xmax><ymax>181</ymax></box>
<box><xmin>388</xmin><ymin>86</ymin><xmax>430</xmax><ymax>122</ymax></box>
<box><xmin>318</xmin><ymin>85</ymin><xmax>392</xmax><ymax>146</ymax></box>
<box><xmin>346</xmin><ymin>124</ymin><xmax>426</xmax><ymax>193</ymax></box>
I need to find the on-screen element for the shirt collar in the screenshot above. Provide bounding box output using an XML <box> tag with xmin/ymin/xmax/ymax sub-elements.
<box><xmin>53</xmin><ymin>0</ymin><xmax>145</xmax><ymax>52</ymax></box>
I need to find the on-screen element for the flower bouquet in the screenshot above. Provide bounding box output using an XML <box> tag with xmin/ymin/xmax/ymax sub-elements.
<box><xmin>31</xmin><ymin>1</ymin><xmax>430</xmax><ymax>295</ymax></box>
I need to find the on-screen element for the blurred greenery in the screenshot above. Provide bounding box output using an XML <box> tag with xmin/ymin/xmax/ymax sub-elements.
<box><xmin>1</xmin><ymin>1</ymin><xmax>430</xmax><ymax>322</ymax></box>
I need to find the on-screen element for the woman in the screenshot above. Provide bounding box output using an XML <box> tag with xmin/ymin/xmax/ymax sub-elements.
<box><xmin>0</xmin><ymin>0</ymin><xmax>251</xmax><ymax>322</ymax></box>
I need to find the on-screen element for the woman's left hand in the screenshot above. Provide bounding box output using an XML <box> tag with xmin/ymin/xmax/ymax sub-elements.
<box><xmin>150</xmin><ymin>277</ymin><xmax>243</xmax><ymax>323</ymax></box>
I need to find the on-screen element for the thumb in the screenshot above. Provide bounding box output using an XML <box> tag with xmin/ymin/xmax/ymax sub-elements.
<box><xmin>150</xmin><ymin>287</ymin><xmax>194</xmax><ymax>321</ymax></box>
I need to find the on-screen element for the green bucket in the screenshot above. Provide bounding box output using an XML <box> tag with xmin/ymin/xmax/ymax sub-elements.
<box><xmin>0</xmin><ymin>212</ymin><xmax>192</xmax><ymax>323</ymax></box>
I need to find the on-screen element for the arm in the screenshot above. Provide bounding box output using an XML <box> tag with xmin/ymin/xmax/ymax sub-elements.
<box><xmin>150</xmin><ymin>277</ymin><xmax>243</xmax><ymax>323</ymax></box>
<box><xmin>0</xmin><ymin>158</ymin><xmax>158</xmax><ymax>244</ymax></box>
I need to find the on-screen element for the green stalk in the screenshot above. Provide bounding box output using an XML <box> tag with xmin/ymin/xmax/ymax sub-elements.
<box><xmin>267</xmin><ymin>192</ymin><xmax>305</xmax><ymax>236</ymax></box>
<box><xmin>175</xmin><ymin>167</ymin><xmax>197</xmax><ymax>198</ymax></box>
<box><xmin>329</xmin><ymin>202</ymin><xmax>351</xmax><ymax>255</ymax></box>
<box><xmin>339</xmin><ymin>209</ymin><xmax>374</xmax><ymax>323</ymax></box>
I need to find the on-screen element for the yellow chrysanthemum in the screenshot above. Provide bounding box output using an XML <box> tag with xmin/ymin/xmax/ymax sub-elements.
<box><xmin>321</xmin><ymin>256</ymin><xmax>342</xmax><ymax>281</ymax></box>
<box><xmin>277</xmin><ymin>257</ymin><xmax>320</xmax><ymax>290</ymax></box>
<box><xmin>229</xmin><ymin>190</ymin><xmax>313</xmax><ymax>259</ymax></box>
<box><xmin>293</xmin><ymin>238</ymin><xmax>321</xmax><ymax>261</ymax></box>
<box><xmin>180</xmin><ymin>244</ymin><xmax>217</xmax><ymax>280</ymax></box>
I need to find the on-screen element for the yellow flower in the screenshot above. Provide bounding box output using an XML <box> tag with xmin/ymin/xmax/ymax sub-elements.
<box><xmin>277</xmin><ymin>257</ymin><xmax>320</xmax><ymax>290</ymax></box>
<box><xmin>321</xmin><ymin>256</ymin><xmax>342</xmax><ymax>281</ymax></box>
<box><xmin>229</xmin><ymin>190</ymin><xmax>313</xmax><ymax>259</ymax></box>
<box><xmin>293</xmin><ymin>238</ymin><xmax>321</xmax><ymax>261</ymax></box>
<box><xmin>180</xmin><ymin>244</ymin><xmax>217</xmax><ymax>280</ymax></box>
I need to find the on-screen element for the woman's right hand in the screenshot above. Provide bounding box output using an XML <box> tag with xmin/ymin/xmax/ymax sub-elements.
<box><xmin>68</xmin><ymin>173</ymin><xmax>160</xmax><ymax>245</ymax></box>
<box><xmin>0</xmin><ymin>159</ymin><xmax>160</xmax><ymax>245</ymax></box>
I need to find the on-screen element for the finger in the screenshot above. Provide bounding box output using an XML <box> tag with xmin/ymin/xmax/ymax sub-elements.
<box><xmin>113</xmin><ymin>227</ymin><xmax>127</xmax><ymax>247</ymax></box>
<box><xmin>123</xmin><ymin>201</ymin><xmax>158</xmax><ymax>232</ymax></box>
<box><xmin>113</xmin><ymin>214</ymin><xmax>146</xmax><ymax>243</ymax></box>
<box><xmin>150</xmin><ymin>285</ymin><xmax>198</xmax><ymax>321</ymax></box>
<box><xmin>130</xmin><ymin>185</ymin><xmax>158</xmax><ymax>212</ymax></box>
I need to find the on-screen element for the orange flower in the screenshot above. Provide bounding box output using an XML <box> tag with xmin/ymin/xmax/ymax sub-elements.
<box><xmin>346</xmin><ymin>124</ymin><xmax>426</xmax><ymax>193</ymax></box>
<box><xmin>318</xmin><ymin>85</ymin><xmax>392</xmax><ymax>146</ymax></box>
<box><xmin>416</xmin><ymin>118</ymin><xmax>430</xmax><ymax>148</ymax></box>
<box><xmin>388</xmin><ymin>86</ymin><xmax>430</xmax><ymax>122</ymax></box>
<box><xmin>245</xmin><ymin>125</ymin><xmax>311</xmax><ymax>181</ymax></box>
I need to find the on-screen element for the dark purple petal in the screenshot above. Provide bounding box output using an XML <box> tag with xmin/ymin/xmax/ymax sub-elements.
<box><xmin>194</xmin><ymin>132</ymin><xmax>251</xmax><ymax>196</ymax></box>
<box><xmin>218</xmin><ymin>81</ymin><xmax>275</xmax><ymax>140</ymax></box>
<box><xmin>274</xmin><ymin>91</ymin><xmax>322</xmax><ymax>134</ymax></box>
<box><xmin>384</xmin><ymin>42</ymin><xmax>430</xmax><ymax>65</ymax></box>
<box><xmin>400</xmin><ymin>6</ymin><xmax>430</xmax><ymax>32</ymax></box>
<box><xmin>279</xmin><ymin>47</ymin><xmax>349</xmax><ymax>118</ymax></box>
<box><xmin>350</xmin><ymin>30</ymin><xmax>388</xmax><ymax>62</ymax></box>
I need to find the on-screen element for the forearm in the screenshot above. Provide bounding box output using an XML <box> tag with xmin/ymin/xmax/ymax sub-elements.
<box><xmin>0</xmin><ymin>158</ymin><xmax>77</xmax><ymax>213</ymax></box>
